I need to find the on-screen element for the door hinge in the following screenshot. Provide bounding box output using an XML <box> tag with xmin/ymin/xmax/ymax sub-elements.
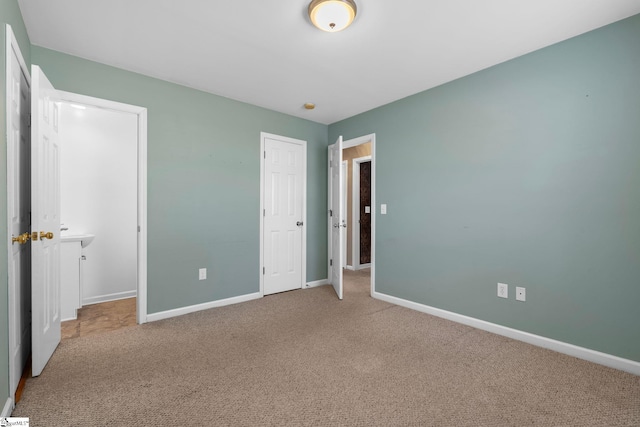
<box><xmin>330</xmin><ymin>259</ymin><xmax>333</xmax><ymax>266</ymax></box>
<box><xmin>264</xmin><ymin>151</ymin><xmax>266</xmax><ymax>159</ymax></box>
<box><xmin>138</xmin><ymin>225</ymin><xmax>141</xmax><ymax>232</ymax></box>
<box><xmin>263</xmin><ymin>209</ymin><xmax>265</xmax><ymax>217</ymax></box>
<box><xmin>329</xmin><ymin>209</ymin><xmax>333</xmax><ymax>217</ymax></box>
<box><xmin>330</xmin><ymin>160</ymin><xmax>332</xmax><ymax>168</ymax></box>
<box><xmin>28</xmin><ymin>113</ymin><xmax>32</xmax><ymax>128</ymax></box>
<box><xmin>263</xmin><ymin>267</ymin><xmax>265</xmax><ymax>275</ymax></box>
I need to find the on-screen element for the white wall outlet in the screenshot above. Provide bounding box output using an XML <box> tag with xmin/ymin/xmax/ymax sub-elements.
<box><xmin>381</xmin><ymin>204</ymin><xmax>387</xmax><ymax>215</ymax></box>
<box><xmin>497</xmin><ymin>283</ymin><xmax>508</xmax><ymax>299</ymax></box>
<box><xmin>199</xmin><ymin>268</ymin><xmax>207</xmax><ymax>281</ymax></box>
<box><xmin>516</xmin><ymin>286</ymin><xmax>526</xmax><ymax>302</ymax></box>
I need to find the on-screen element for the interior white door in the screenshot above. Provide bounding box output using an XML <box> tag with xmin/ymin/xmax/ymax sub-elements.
<box><xmin>329</xmin><ymin>136</ymin><xmax>344</xmax><ymax>299</ymax></box>
<box><xmin>7</xmin><ymin>31</ymin><xmax>31</xmax><ymax>396</ymax></box>
<box><xmin>263</xmin><ymin>136</ymin><xmax>304</xmax><ymax>295</ymax></box>
<box><xmin>31</xmin><ymin>65</ymin><xmax>62</xmax><ymax>377</ymax></box>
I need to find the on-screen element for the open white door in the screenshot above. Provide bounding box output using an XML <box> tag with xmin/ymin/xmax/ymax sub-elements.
<box><xmin>328</xmin><ymin>136</ymin><xmax>344</xmax><ymax>299</ymax></box>
<box><xmin>31</xmin><ymin>65</ymin><xmax>61</xmax><ymax>377</ymax></box>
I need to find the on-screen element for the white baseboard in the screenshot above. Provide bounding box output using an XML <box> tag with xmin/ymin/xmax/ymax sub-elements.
<box><xmin>2</xmin><ymin>397</ymin><xmax>13</xmax><ymax>417</ymax></box>
<box><xmin>356</xmin><ymin>263</ymin><xmax>371</xmax><ymax>270</ymax></box>
<box><xmin>306</xmin><ymin>279</ymin><xmax>329</xmax><ymax>288</ymax></box>
<box><xmin>373</xmin><ymin>291</ymin><xmax>640</xmax><ymax>376</ymax></box>
<box><xmin>345</xmin><ymin>265</ymin><xmax>355</xmax><ymax>271</ymax></box>
<box><xmin>147</xmin><ymin>292</ymin><xmax>262</xmax><ymax>322</ymax></box>
<box><xmin>61</xmin><ymin>311</ymin><xmax>78</xmax><ymax>322</ymax></box>
<box><xmin>83</xmin><ymin>290</ymin><xmax>137</xmax><ymax>306</ymax></box>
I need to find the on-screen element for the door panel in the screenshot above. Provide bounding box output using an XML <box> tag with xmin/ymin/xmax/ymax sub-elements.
<box><xmin>7</xmin><ymin>38</ymin><xmax>31</xmax><ymax>395</ymax></box>
<box><xmin>329</xmin><ymin>137</ymin><xmax>344</xmax><ymax>299</ymax></box>
<box><xmin>264</xmin><ymin>137</ymin><xmax>304</xmax><ymax>295</ymax></box>
<box><xmin>31</xmin><ymin>65</ymin><xmax>61</xmax><ymax>377</ymax></box>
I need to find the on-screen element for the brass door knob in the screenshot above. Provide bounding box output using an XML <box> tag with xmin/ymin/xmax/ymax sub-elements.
<box><xmin>11</xmin><ymin>232</ymin><xmax>30</xmax><ymax>245</ymax></box>
<box><xmin>40</xmin><ymin>231</ymin><xmax>54</xmax><ymax>240</ymax></box>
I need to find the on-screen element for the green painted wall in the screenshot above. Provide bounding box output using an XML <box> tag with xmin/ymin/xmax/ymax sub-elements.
<box><xmin>1</xmin><ymin>0</ymin><xmax>31</xmax><ymax>407</ymax></box>
<box><xmin>30</xmin><ymin>47</ymin><xmax>328</xmax><ymax>314</ymax></box>
<box><xmin>330</xmin><ymin>14</ymin><xmax>640</xmax><ymax>362</ymax></box>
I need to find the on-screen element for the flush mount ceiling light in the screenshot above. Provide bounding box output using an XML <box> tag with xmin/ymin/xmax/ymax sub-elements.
<box><xmin>308</xmin><ymin>0</ymin><xmax>357</xmax><ymax>33</ymax></box>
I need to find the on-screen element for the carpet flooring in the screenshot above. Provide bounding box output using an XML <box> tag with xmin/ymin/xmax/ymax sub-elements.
<box><xmin>13</xmin><ymin>269</ymin><xmax>640</xmax><ymax>426</ymax></box>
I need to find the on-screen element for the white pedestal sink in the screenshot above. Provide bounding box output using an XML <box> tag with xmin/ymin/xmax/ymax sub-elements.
<box><xmin>60</xmin><ymin>233</ymin><xmax>95</xmax><ymax>248</ymax></box>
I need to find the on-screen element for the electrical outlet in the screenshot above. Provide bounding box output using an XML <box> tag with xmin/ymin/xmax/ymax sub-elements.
<box><xmin>497</xmin><ymin>283</ymin><xmax>508</xmax><ymax>299</ymax></box>
<box><xmin>199</xmin><ymin>268</ymin><xmax>207</xmax><ymax>281</ymax></box>
<box><xmin>516</xmin><ymin>286</ymin><xmax>526</xmax><ymax>302</ymax></box>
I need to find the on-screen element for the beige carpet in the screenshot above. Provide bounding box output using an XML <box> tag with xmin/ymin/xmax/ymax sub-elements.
<box><xmin>14</xmin><ymin>269</ymin><xmax>640</xmax><ymax>426</ymax></box>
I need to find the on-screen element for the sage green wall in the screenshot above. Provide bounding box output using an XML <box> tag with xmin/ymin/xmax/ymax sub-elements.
<box><xmin>31</xmin><ymin>47</ymin><xmax>328</xmax><ymax>314</ymax></box>
<box><xmin>330</xmin><ymin>14</ymin><xmax>640</xmax><ymax>362</ymax></box>
<box><xmin>1</xmin><ymin>0</ymin><xmax>31</xmax><ymax>407</ymax></box>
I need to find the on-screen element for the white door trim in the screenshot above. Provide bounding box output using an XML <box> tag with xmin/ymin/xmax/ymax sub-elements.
<box><xmin>259</xmin><ymin>132</ymin><xmax>307</xmax><ymax>296</ymax></box>
<box><xmin>5</xmin><ymin>23</ymin><xmax>30</xmax><ymax>406</ymax></box>
<box><xmin>352</xmin><ymin>155</ymin><xmax>372</xmax><ymax>271</ymax></box>
<box><xmin>56</xmin><ymin>90</ymin><xmax>148</xmax><ymax>324</ymax></box>
<box><xmin>340</xmin><ymin>134</ymin><xmax>376</xmax><ymax>296</ymax></box>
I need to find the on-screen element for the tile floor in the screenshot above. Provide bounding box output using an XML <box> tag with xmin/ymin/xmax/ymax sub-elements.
<box><xmin>61</xmin><ymin>297</ymin><xmax>137</xmax><ymax>340</ymax></box>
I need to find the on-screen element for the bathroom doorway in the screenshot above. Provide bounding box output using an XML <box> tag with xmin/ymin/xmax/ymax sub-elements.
<box><xmin>57</xmin><ymin>91</ymin><xmax>147</xmax><ymax>333</ymax></box>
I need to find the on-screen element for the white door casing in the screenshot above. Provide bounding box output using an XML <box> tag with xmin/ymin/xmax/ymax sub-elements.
<box><xmin>328</xmin><ymin>136</ymin><xmax>344</xmax><ymax>299</ymax></box>
<box><xmin>261</xmin><ymin>133</ymin><xmax>307</xmax><ymax>296</ymax></box>
<box><xmin>31</xmin><ymin>65</ymin><xmax>62</xmax><ymax>377</ymax></box>
<box><xmin>6</xmin><ymin>25</ymin><xmax>31</xmax><ymax>398</ymax></box>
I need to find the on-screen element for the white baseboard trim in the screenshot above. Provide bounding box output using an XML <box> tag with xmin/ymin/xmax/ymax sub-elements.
<box><xmin>147</xmin><ymin>292</ymin><xmax>262</xmax><ymax>322</ymax></box>
<box><xmin>306</xmin><ymin>279</ymin><xmax>329</xmax><ymax>288</ymax></box>
<box><xmin>345</xmin><ymin>265</ymin><xmax>355</xmax><ymax>271</ymax></box>
<box><xmin>373</xmin><ymin>291</ymin><xmax>640</xmax><ymax>376</ymax></box>
<box><xmin>61</xmin><ymin>311</ymin><xmax>78</xmax><ymax>322</ymax></box>
<box><xmin>356</xmin><ymin>263</ymin><xmax>371</xmax><ymax>270</ymax></box>
<box><xmin>83</xmin><ymin>290</ymin><xmax>137</xmax><ymax>306</ymax></box>
<box><xmin>2</xmin><ymin>397</ymin><xmax>13</xmax><ymax>417</ymax></box>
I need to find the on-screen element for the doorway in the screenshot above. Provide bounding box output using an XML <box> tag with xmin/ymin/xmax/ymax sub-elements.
<box><xmin>328</xmin><ymin>133</ymin><xmax>376</xmax><ymax>298</ymax></box>
<box><xmin>57</xmin><ymin>96</ymin><xmax>141</xmax><ymax>338</ymax></box>
<box><xmin>55</xmin><ymin>91</ymin><xmax>147</xmax><ymax>325</ymax></box>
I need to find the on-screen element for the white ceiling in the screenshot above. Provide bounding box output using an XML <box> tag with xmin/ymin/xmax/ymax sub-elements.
<box><xmin>18</xmin><ymin>0</ymin><xmax>640</xmax><ymax>125</ymax></box>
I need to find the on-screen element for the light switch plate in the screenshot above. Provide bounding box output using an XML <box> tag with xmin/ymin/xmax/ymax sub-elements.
<box><xmin>365</xmin><ymin>206</ymin><xmax>371</xmax><ymax>214</ymax></box>
<box><xmin>516</xmin><ymin>286</ymin><xmax>526</xmax><ymax>302</ymax></box>
<box><xmin>381</xmin><ymin>204</ymin><xmax>387</xmax><ymax>215</ymax></box>
<box><xmin>199</xmin><ymin>268</ymin><xmax>207</xmax><ymax>280</ymax></box>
